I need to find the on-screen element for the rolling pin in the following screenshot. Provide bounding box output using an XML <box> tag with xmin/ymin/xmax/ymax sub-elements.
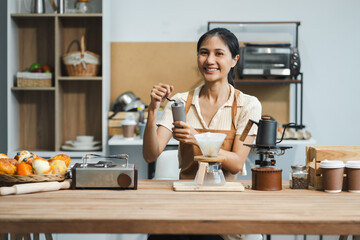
<box><xmin>0</xmin><ymin>179</ymin><xmax>71</xmax><ymax>196</ymax></box>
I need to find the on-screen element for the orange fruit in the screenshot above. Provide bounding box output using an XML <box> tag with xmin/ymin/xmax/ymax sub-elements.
<box><xmin>49</xmin><ymin>154</ymin><xmax>71</xmax><ymax>167</ymax></box>
<box><xmin>16</xmin><ymin>162</ymin><xmax>34</xmax><ymax>175</ymax></box>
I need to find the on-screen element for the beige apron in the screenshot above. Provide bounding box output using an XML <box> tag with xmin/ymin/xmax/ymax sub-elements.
<box><xmin>179</xmin><ymin>89</ymin><xmax>240</xmax><ymax>181</ymax></box>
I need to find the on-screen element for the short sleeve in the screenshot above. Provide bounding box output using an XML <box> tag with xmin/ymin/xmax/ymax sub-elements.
<box><xmin>236</xmin><ymin>96</ymin><xmax>262</xmax><ymax>136</ymax></box>
<box><xmin>156</xmin><ymin>93</ymin><xmax>184</xmax><ymax>132</ymax></box>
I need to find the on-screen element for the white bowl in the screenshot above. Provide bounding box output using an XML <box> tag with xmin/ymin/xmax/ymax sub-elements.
<box><xmin>194</xmin><ymin>132</ymin><xmax>226</xmax><ymax>157</ymax></box>
<box><xmin>76</xmin><ymin>135</ymin><xmax>94</xmax><ymax>142</ymax></box>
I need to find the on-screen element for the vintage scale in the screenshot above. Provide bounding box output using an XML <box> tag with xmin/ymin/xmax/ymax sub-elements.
<box><xmin>240</xmin><ymin>116</ymin><xmax>293</xmax><ymax>191</ymax></box>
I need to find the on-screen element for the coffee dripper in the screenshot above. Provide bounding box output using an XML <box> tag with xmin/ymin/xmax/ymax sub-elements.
<box><xmin>194</xmin><ymin>132</ymin><xmax>227</xmax><ymax>186</ymax></box>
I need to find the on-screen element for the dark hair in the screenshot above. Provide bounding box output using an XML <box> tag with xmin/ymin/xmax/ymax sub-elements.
<box><xmin>197</xmin><ymin>28</ymin><xmax>240</xmax><ymax>86</ymax></box>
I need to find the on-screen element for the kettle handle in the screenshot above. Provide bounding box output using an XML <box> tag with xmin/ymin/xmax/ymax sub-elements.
<box><xmin>276</xmin><ymin>122</ymin><xmax>296</xmax><ymax>144</ymax></box>
<box><xmin>49</xmin><ymin>0</ymin><xmax>57</xmax><ymax>11</ymax></box>
<box><xmin>239</xmin><ymin>119</ymin><xmax>258</xmax><ymax>142</ymax></box>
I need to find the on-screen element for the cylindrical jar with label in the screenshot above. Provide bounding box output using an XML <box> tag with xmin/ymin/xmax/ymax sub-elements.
<box><xmin>290</xmin><ymin>165</ymin><xmax>308</xmax><ymax>189</ymax></box>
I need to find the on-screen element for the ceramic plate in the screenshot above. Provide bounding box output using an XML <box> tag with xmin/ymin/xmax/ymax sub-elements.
<box><xmin>65</xmin><ymin>140</ymin><xmax>101</xmax><ymax>146</ymax></box>
<box><xmin>61</xmin><ymin>145</ymin><xmax>102</xmax><ymax>151</ymax></box>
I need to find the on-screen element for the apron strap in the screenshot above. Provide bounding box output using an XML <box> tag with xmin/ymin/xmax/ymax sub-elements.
<box><xmin>185</xmin><ymin>90</ymin><xmax>194</xmax><ymax>114</ymax></box>
<box><xmin>231</xmin><ymin>89</ymin><xmax>240</xmax><ymax>131</ymax></box>
<box><xmin>185</xmin><ymin>88</ymin><xmax>239</xmax><ymax>130</ymax></box>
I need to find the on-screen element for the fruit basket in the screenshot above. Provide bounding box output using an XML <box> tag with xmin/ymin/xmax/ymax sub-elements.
<box><xmin>0</xmin><ymin>173</ymin><xmax>67</xmax><ymax>187</ymax></box>
<box><xmin>16</xmin><ymin>72</ymin><xmax>52</xmax><ymax>87</ymax></box>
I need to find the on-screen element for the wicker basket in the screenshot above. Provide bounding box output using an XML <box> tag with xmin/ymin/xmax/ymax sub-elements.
<box><xmin>16</xmin><ymin>72</ymin><xmax>52</xmax><ymax>87</ymax></box>
<box><xmin>0</xmin><ymin>173</ymin><xmax>66</xmax><ymax>187</ymax></box>
<box><xmin>62</xmin><ymin>34</ymin><xmax>101</xmax><ymax>77</ymax></box>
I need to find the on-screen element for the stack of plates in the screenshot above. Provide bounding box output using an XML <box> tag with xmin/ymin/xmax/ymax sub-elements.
<box><xmin>62</xmin><ymin>140</ymin><xmax>101</xmax><ymax>151</ymax></box>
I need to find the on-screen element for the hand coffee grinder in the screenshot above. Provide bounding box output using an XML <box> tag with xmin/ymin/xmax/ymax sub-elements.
<box><xmin>240</xmin><ymin>116</ymin><xmax>292</xmax><ymax>191</ymax></box>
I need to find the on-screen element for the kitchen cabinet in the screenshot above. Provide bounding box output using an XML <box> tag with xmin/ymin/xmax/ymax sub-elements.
<box><xmin>208</xmin><ymin>21</ymin><xmax>304</xmax><ymax>128</ymax></box>
<box><xmin>6</xmin><ymin>0</ymin><xmax>107</xmax><ymax>158</ymax></box>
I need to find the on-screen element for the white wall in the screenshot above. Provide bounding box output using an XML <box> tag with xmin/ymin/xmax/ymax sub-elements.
<box><xmin>106</xmin><ymin>0</ymin><xmax>360</xmax><ymax>146</ymax></box>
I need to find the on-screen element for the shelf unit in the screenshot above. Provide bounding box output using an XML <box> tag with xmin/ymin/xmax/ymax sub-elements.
<box><xmin>7</xmin><ymin>1</ymin><xmax>105</xmax><ymax>158</ymax></box>
<box><xmin>208</xmin><ymin>21</ymin><xmax>304</xmax><ymax>129</ymax></box>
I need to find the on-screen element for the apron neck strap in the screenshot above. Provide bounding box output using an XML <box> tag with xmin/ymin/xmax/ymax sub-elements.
<box><xmin>185</xmin><ymin>87</ymin><xmax>240</xmax><ymax>130</ymax></box>
<box><xmin>185</xmin><ymin>90</ymin><xmax>194</xmax><ymax>114</ymax></box>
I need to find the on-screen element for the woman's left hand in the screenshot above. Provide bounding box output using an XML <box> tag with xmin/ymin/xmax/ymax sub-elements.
<box><xmin>172</xmin><ymin>121</ymin><xmax>199</xmax><ymax>145</ymax></box>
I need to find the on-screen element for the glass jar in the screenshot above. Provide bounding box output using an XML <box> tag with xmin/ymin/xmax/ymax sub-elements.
<box><xmin>75</xmin><ymin>0</ymin><xmax>92</xmax><ymax>13</ymax></box>
<box><xmin>290</xmin><ymin>165</ymin><xmax>308</xmax><ymax>189</ymax></box>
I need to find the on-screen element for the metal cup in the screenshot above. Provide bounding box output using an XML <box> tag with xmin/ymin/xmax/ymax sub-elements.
<box><xmin>31</xmin><ymin>0</ymin><xmax>45</xmax><ymax>13</ymax></box>
<box><xmin>56</xmin><ymin>0</ymin><xmax>65</xmax><ymax>13</ymax></box>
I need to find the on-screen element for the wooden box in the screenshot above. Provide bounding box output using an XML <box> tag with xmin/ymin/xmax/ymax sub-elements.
<box><xmin>306</xmin><ymin>146</ymin><xmax>360</xmax><ymax>190</ymax></box>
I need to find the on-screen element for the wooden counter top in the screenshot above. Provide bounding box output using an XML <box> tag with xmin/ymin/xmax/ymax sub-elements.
<box><xmin>1</xmin><ymin>180</ymin><xmax>360</xmax><ymax>235</ymax></box>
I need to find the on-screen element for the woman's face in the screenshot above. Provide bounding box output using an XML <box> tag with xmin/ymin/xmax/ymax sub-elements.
<box><xmin>197</xmin><ymin>36</ymin><xmax>239</xmax><ymax>83</ymax></box>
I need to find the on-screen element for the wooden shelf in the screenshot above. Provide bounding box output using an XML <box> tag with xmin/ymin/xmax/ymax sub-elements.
<box><xmin>234</xmin><ymin>79</ymin><xmax>302</xmax><ymax>85</ymax></box>
<box><xmin>7</xmin><ymin>0</ymin><xmax>104</xmax><ymax>157</ymax></box>
<box><xmin>11</xmin><ymin>87</ymin><xmax>55</xmax><ymax>91</ymax></box>
<box><xmin>11</xmin><ymin>13</ymin><xmax>102</xmax><ymax>18</ymax></box>
<box><xmin>58</xmin><ymin>76</ymin><xmax>102</xmax><ymax>81</ymax></box>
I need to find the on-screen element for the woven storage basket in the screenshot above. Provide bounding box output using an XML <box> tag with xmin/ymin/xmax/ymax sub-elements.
<box><xmin>0</xmin><ymin>173</ymin><xmax>66</xmax><ymax>187</ymax></box>
<box><xmin>16</xmin><ymin>72</ymin><xmax>52</xmax><ymax>87</ymax></box>
<box><xmin>63</xmin><ymin>34</ymin><xmax>101</xmax><ymax>77</ymax></box>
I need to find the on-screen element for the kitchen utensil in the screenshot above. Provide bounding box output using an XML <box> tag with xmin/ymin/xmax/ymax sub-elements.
<box><xmin>49</xmin><ymin>0</ymin><xmax>65</xmax><ymax>13</ymax></box>
<box><xmin>251</xmin><ymin>167</ymin><xmax>282</xmax><ymax>191</ymax></box>
<box><xmin>171</xmin><ymin>101</ymin><xmax>186</xmax><ymax>128</ymax></box>
<box><xmin>0</xmin><ymin>179</ymin><xmax>71</xmax><ymax>196</ymax></box>
<box><xmin>109</xmin><ymin>92</ymin><xmax>145</xmax><ymax>119</ymax></box>
<box><xmin>240</xmin><ymin>116</ymin><xmax>293</xmax><ymax>191</ymax></box>
<box><xmin>65</xmin><ymin>140</ymin><xmax>100</xmax><ymax>148</ymax></box>
<box><xmin>195</xmin><ymin>132</ymin><xmax>226</xmax><ymax>157</ymax></box>
<box><xmin>71</xmin><ymin>154</ymin><xmax>137</xmax><ymax>189</ymax></box>
<box><xmin>76</xmin><ymin>135</ymin><xmax>94</xmax><ymax>142</ymax></box>
<box><xmin>193</xmin><ymin>132</ymin><xmax>227</xmax><ymax>186</ymax></box>
<box><xmin>31</xmin><ymin>0</ymin><xmax>45</xmax><ymax>13</ymax></box>
<box><xmin>240</xmin><ymin>116</ymin><xmax>295</xmax><ymax>147</ymax></box>
<box><xmin>61</xmin><ymin>145</ymin><xmax>101</xmax><ymax>151</ymax></box>
<box><xmin>166</xmin><ymin>97</ymin><xmax>175</xmax><ymax>102</ymax></box>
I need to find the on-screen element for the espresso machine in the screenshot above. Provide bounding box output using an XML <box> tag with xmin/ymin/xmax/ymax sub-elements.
<box><xmin>240</xmin><ymin>116</ymin><xmax>293</xmax><ymax>191</ymax></box>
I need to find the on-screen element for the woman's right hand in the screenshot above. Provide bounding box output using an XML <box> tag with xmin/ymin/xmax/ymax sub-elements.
<box><xmin>149</xmin><ymin>83</ymin><xmax>174</xmax><ymax>111</ymax></box>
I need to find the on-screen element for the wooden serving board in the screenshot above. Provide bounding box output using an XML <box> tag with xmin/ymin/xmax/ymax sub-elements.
<box><xmin>173</xmin><ymin>181</ymin><xmax>245</xmax><ymax>192</ymax></box>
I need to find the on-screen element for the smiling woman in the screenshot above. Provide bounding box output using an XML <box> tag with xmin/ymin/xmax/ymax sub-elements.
<box><xmin>142</xmin><ymin>28</ymin><xmax>262</xmax><ymax>240</ymax></box>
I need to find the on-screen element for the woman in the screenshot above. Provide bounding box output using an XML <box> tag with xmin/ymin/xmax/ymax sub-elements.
<box><xmin>143</xmin><ymin>27</ymin><xmax>261</xmax><ymax>179</ymax></box>
<box><xmin>143</xmin><ymin>28</ymin><xmax>262</xmax><ymax>240</ymax></box>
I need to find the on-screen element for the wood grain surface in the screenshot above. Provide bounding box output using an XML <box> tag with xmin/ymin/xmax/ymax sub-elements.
<box><xmin>0</xmin><ymin>180</ymin><xmax>360</xmax><ymax>235</ymax></box>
